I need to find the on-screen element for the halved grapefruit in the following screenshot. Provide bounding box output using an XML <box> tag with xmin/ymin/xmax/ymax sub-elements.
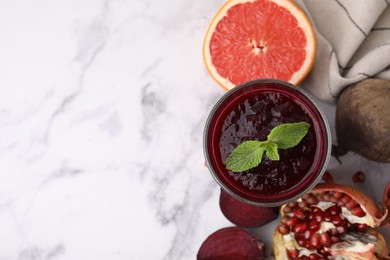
<box><xmin>203</xmin><ymin>0</ymin><xmax>316</xmax><ymax>90</ymax></box>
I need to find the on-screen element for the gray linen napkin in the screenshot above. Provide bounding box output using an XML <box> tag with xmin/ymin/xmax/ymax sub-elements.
<box><xmin>296</xmin><ymin>0</ymin><xmax>390</xmax><ymax>102</ymax></box>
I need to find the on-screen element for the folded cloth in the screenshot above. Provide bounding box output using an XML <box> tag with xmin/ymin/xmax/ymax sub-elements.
<box><xmin>295</xmin><ymin>0</ymin><xmax>390</xmax><ymax>102</ymax></box>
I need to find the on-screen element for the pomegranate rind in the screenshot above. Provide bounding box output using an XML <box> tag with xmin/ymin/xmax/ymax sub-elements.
<box><xmin>312</xmin><ymin>183</ymin><xmax>388</xmax><ymax>227</ymax></box>
<box><xmin>272</xmin><ymin>231</ymin><xmax>291</xmax><ymax>259</ymax></box>
<box><xmin>203</xmin><ymin>0</ymin><xmax>316</xmax><ymax>91</ymax></box>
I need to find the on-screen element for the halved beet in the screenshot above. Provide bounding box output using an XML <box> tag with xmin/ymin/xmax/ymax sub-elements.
<box><xmin>219</xmin><ymin>189</ymin><xmax>278</xmax><ymax>227</ymax></box>
<box><xmin>197</xmin><ymin>227</ymin><xmax>265</xmax><ymax>260</ymax></box>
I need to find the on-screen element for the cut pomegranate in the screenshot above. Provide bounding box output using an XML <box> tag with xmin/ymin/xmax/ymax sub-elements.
<box><xmin>273</xmin><ymin>183</ymin><xmax>389</xmax><ymax>259</ymax></box>
<box><xmin>197</xmin><ymin>227</ymin><xmax>265</xmax><ymax>260</ymax></box>
<box><xmin>219</xmin><ymin>189</ymin><xmax>278</xmax><ymax>227</ymax></box>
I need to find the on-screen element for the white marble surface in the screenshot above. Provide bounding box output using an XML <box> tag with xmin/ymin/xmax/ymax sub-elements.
<box><xmin>0</xmin><ymin>0</ymin><xmax>389</xmax><ymax>259</ymax></box>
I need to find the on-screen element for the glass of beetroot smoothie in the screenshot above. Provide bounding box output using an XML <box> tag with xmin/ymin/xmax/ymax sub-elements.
<box><xmin>204</xmin><ymin>79</ymin><xmax>331</xmax><ymax>206</ymax></box>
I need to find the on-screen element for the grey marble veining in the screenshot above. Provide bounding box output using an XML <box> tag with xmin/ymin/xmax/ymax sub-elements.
<box><xmin>0</xmin><ymin>0</ymin><xmax>389</xmax><ymax>259</ymax></box>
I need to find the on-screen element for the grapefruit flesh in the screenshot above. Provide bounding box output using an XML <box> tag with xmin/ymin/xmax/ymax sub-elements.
<box><xmin>203</xmin><ymin>0</ymin><xmax>316</xmax><ymax>90</ymax></box>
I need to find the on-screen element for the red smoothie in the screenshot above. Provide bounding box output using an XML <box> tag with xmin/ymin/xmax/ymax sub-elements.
<box><xmin>204</xmin><ymin>80</ymin><xmax>330</xmax><ymax>205</ymax></box>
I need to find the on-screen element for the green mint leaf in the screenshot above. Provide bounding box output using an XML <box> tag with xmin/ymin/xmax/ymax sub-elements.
<box><xmin>264</xmin><ymin>141</ymin><xmax>279</xmax><ymax>160</ymax></box>
<box><xmin>225</xmin><ymin>121</ymin><xmax>310</xmax><ymax>173</ymax></box>
<box><xmin>226</xmin><ymin>141</ymin><xmax>266</xmax><ymax>172</ymax></box>
<box><xmin>267</xmin><ymin>122</ymin><xmax>310</xmax><ymax>149</ymax></box>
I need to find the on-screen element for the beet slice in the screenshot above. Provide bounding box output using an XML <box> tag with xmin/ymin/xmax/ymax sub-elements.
<box><xmin>197</xmin><ymin>227</ymin><xmax>265</xmax><ymax>260</ymax></box>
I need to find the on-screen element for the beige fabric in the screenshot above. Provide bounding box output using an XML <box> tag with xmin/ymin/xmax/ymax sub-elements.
<box><xmin>295</xmin><ymin>0</ymin><xmax>390</xmax><ymax>102</ymax></box>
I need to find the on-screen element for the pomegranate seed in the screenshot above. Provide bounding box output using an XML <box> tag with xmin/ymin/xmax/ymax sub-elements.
<box><xmin>350</xmin><ymin>206</ymin><xmax>366</xmax><ymax>217</ymax></box>
<box><xmin>330</xmin><ymin>235</ymin><xmax>340</xmax><ymax>243</ymax></box>
<box><xmin>299</xmin><ymin>201</ymin><xmax>308</xmax><ymax>209</ymax></box>
<box><xmin>329</xmin><ymin>196</ymin><xmax>338</xmax><ymax>204</ymax></box>
<box><xmin>320</xmin><ymin>233</ymin><xmax>331</xmax><ymax>247</ymax></box>
<box><xmin>278</xmin><ymin>223</ymin><xmax>291</xmax><ymax>235</ymax></box>
<box><xmin>323</xmin><ymin>212</ymin><xmax>332</xmax><ymax>222</ymax></box>
<box><xmin>293</xmin><ymin>207</ymin><xmax>306</xmax><ymax>219</ymax></box>
<box><xmin>331</xmin><ymin>215</ymin><xmax>343</xmax><ymax>226</ymax></box>
<box><xmin>313</xmin><ymin>212</ymin><xmax>322</xmax><ymax>222</ymax></box>
<box><xmin>309</xmin><ymin>253</ymin><xmax>320</xmax><ymax>260</ymax></box>
<box><xmin>329</xmin><ymin>227</ymin><xmax>338</xmax><ymax>236</ymax></box>
<box><xmin>352</xmin><ymin>171</ymin><xmax>365</xmax><ymax>183</ymax></box>
<box><xmin>333</xmin><ymin>192</ymin><xmax>344</xmax><ymax>199</ymax></box>
<box><xmin>322</xmin><ymin>192</ymin><xmax>331</xmax><ymax>201</ymax></box>
<box><xmin>309</xmin><ymin>219</ymin><xmax>320</xmax><ymax>231</ymax></box>
<box><xmin>326</xmin><ymin>205</ymin><xmax>341</xmax><ymax>215</ymax></box>
<box><xmin>281</xmin><ymin>216</ymin><xmax>289</xmax><ymax>224</ymax></box>
<box><xmin>287</xmin><ymin>249</ymin><xmax>299</xmax><ymax>259</ymax></box>
<box><xmin>283</xmin><ymin>206</ymin><xmax>292</xmax><ymax>214</ymax></box>
<box><xmin>341</xmin><ymin>194</ymin><xmax>352</xmax><ymax>203</ymax></box>
<box><xmin>322</xmin><ymin>171</ymin><xmax>333</xmax><ymax>183</ymax></box>
<box><xmin>309</xmin><ymin>233</ymin><xmax>321</xmax><ymax>249</ymax></box>
<box><xmin>306</xmin><ymin>195</ymin><xmax>318</xmax><ymax>205</ymax></box>
<box><xmin>293</xmin><ymin>222</ymin><xmax>308</xmax><ymax>234</ymax></box>
<box><xmin>337</xmin><ymin>200</ymin><xmax>346</xmax><ymax>207</ymax></box>
<box><xmin>297</xmin><ymin>237</ymin><xmax>305</xmax><ymax>246</ymax></box>
<box><xmin>303</xmin><ymin>230</ymin><xmax>312</xmax><ymax>239</ymax></box>
<box><xmin>346</xmin><ymin>199</ymin><xmax>358</xmax><ymax>209</ymax></box>
<box><xmin>318</xmin><ymin>248</ymin><xmax>330</xmax><ymax>257</ymax></box>
<box><xmin>312</xmin><ymin>206</ymin><xmax>321</xmax><ymax>213</ymax></box>
<box><xmin>288</xmin><ymin>202</ymin><xmax>298</xmax><ymax>208</ymax></box>
<box><xmin>287</xmin><ymin>216</ymin><xmax>300</xmax><ymax>226</ymax></box>
<box><xmin>336</xmin><ymin>225</ymin><xmax>347</xmax><ymax>234</ymax></box>
<box><xmin>356</xmin><ymin>223</ymin><xmax>368</xmax><ymax>232</ymax></box>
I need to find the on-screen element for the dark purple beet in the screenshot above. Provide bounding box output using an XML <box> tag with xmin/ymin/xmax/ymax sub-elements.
<box><xmin>219</xmin><ymin>189</ymin><xmax>278</xmax><ymax>227</ymax></box>
<box><xmin>197</xmin><ymin>227</ymin><xmax>265</xmax><ymax>260</ymax></box>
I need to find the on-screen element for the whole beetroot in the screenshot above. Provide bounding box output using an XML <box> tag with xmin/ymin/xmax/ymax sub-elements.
<box><xmin>335</xmin><ymin>78</ymin><xmax>390</xmax><ymax>162</ymax></box>
<box><xmin>197</xmin><ymin>227</ymin><xmax>265</xmax><ymax>260</ymax></box>
<box><xmin>219</xmin><ymin>189</ymin><xmax>278</xmax><ymax>227</ymax></box>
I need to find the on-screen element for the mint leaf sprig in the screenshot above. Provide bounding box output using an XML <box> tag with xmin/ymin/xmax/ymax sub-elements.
<box><xmin>226</xmin><ymin>122</ymin><xmax>310</xmax><ymax>172</ymax></box>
